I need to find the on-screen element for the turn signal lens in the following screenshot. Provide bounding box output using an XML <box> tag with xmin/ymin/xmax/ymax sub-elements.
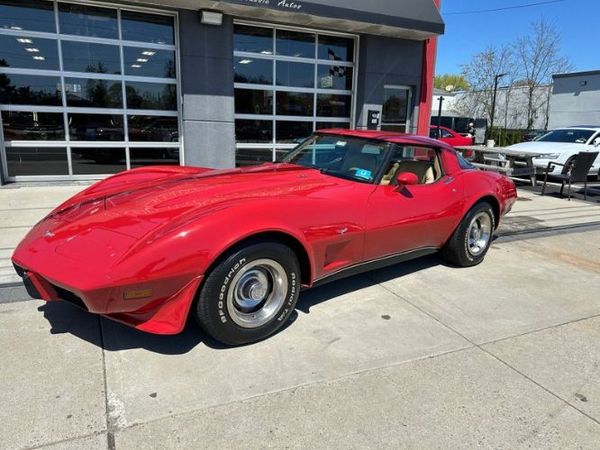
<box><xmin>124</xmin><ymin>288</ymin><xmax>153</xmax><ymax>300</ymax></box>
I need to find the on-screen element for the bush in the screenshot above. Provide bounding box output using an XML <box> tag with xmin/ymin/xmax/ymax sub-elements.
<box><xmin>488</xmin><ymin>128</ymin><xmax>528</xmax><ymax>147</ymax></box>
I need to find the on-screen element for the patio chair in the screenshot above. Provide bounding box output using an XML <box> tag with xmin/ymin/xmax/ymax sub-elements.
<box><xmin>541</xmin><ymin>151</ymin><xmax>599</xmax><ymax>201</ymax></box>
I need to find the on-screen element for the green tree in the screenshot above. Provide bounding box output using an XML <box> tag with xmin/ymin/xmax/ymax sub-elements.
<box><xmin>434</xmin><ymin>74</ymin><xmax>470</xmax><ymax>92</ymax></box>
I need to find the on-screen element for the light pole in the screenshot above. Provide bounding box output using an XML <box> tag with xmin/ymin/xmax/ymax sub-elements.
<box><xmin>436</xmin><ymin>96</ymin><xmax>444</xmax><ymax>136</ymax></box>
<box><xmin>489</xmin><ymin>73</ymin><xmax>507</xmax><ymax>142</ymax></box>
<box><xmin>435</xmin><ymin>85</ymin><xmax>454</xmax><ymax>137</ymax></box>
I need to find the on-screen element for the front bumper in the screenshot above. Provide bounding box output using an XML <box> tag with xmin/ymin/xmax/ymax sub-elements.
<box><xmin>14</xmin><ymin>262</ymin><xmax>203</xmax><ymax>335</ymax></box>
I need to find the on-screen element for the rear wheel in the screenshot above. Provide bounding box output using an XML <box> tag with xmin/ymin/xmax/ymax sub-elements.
<box><xmin>442</xmin><ymin>202</ymin><xmax>495</xmax><ymax>267</ymax></box>
<box><xmin>194</xmin><ymin>242</ymin><xmax>300</xmax><ymax>346</ymax></box>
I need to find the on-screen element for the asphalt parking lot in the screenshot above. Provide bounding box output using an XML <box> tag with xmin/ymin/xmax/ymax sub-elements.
<box><xmin>1</xmin><ymin>185</ymin><xmax>600</xmax><ymax>449</ymax></box>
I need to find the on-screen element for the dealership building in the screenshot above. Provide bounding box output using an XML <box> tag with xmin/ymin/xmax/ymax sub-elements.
<box><xmin>0</xmin><ymin>0</ymin><xmax>443</xmax><ymax>184</ymax></box>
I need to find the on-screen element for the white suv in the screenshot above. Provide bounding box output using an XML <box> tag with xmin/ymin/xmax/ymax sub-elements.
<box><xmin>508</xmin><ymin>126</ymin><xmax>600</xmax><ymax>176</ymax></box>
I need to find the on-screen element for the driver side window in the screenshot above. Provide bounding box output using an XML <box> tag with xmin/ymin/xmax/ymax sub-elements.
<box><xmin>381</xmin><ymin>146</ymin><xmax>444</xmax><ymax>186</ymax></box>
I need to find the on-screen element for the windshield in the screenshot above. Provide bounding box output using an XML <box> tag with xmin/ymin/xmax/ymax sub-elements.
<box><xmin>280</xmin><ymin>134</ymin><xmax>390</xmax><ymax>184</ymax></box>
<box><xmin>537</xmin><ymin>129</ymin><xmax>594</xmax><ymax>144</ymax></box>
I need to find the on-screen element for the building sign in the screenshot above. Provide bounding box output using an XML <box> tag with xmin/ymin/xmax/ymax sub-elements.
<box><xmin>237</xmin><ymin>0</ymin><xmax>303</xmax><ymax>10</ymax></box>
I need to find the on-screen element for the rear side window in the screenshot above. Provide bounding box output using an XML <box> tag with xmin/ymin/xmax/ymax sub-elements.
<box><xmin>381</xmin><ymin>145</ymin><xmax>444</xmax><ymax>185</ymax></box>
<box><xmin>456</xmin><ymin>151</ymin><xmax>475</xmax><ymax>170</ymax></box>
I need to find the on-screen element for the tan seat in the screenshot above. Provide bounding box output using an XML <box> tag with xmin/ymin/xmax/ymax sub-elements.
<box><xmin>381</xmin><ymin>160</ymin><xmax>435</xmax><ymax>185</ymax></box>
<box><xmin>381</xmin><ymin>162</ymin><xmax>399</xmax><ymax>185</ymax></box>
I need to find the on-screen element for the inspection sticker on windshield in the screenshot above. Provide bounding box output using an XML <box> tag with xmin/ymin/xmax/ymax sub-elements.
<box><xmin>355</xmin><ymin>169</ymin><xmax>372</xmax><ymax>180</ymax></box>
<box><xmin>336</xmin><ymin>141</ymin><xmax>347</xmax><ymax>147</ymax></box>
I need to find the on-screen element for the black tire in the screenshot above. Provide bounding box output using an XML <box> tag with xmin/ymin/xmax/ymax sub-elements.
<box><xmin>194</xmin><ymin>242</ymin><xmax>300</xmax><ymax>346</ymax></box>
<box><xmin>442</xmin><ymin>202</ymin><xmax>495</xmax><ymax>267</ymax></box>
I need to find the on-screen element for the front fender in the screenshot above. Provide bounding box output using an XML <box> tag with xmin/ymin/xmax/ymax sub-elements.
<box><xmin>113</xmin><ymin>198</ymin><xmax>317</xmax><ymax>286</ymax></box>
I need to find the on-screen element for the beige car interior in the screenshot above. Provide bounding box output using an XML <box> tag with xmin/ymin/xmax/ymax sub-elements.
<box><xmin>381</xmin><ymin>148</ymin><xmax>443</xmax><ymax>186</ymax></box>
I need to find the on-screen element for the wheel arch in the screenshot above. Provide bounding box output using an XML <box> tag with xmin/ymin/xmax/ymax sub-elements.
<box><xmin>471</xmin><ymin>195</ymin><xmax>500</xmax><ymax>229</ymax></box>
<box><xmin>203</xmin><ymin>230</ymin><xmax>313</xmax><ymax>288</ymax></box>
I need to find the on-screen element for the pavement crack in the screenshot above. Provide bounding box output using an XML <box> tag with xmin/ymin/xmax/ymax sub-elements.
<box><xmin>99</xmin><ymin>317</ymin><xmax>118</xmax><ymax>450</ymax></box>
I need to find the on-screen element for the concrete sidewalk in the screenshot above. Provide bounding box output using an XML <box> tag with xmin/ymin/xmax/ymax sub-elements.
<box><xmin>1</xmin><ymin>184</ymin><xmax>600</xmax><ymax>449</ymax></box>
<box><xmin>0</xmin><ymin>183</ymin><xmax>91</xmax><ymax>285</ymax></box>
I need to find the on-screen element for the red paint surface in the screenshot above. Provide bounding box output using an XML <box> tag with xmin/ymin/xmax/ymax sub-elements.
<box><xmin>13</xmin><ymin>130</ymin><xmax>516</xmax><ymax>335</ymax></box>
<box><xmin>431</xmin><ymin>126</ymin><xmax>475</xmax><ymax>148</ymax></box>
<box><xmin>417</xmin><ymin>0</ymin><xmax>442</xmax><ymax>136</ymax></box>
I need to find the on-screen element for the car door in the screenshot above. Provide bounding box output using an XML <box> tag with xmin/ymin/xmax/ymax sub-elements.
<box><xmin>363</xmin><ymin>145</ymin><xmax>464</xmax><ymax>261</ymax></box>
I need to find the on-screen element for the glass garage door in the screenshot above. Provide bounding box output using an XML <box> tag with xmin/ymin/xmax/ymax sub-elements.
<box><xmin>233</xmin><ymin>23</ymin><xmax>357</xmax><ymax>167</ymax></box>
<box><xmin>0</xmin><ymin>0</ymin><xmax>181</xmax><ymax>181</ymax></box>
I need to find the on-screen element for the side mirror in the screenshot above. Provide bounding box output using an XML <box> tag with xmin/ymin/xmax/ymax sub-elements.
<box><xmin>593</xmin><ymin>137</ymin><xmax>600</xmax><ymax>147</ymax></box>
<box><xmin>396</xmin><ymin>172</ymin><xmax>419</xmax><ymax>186</ymax></box>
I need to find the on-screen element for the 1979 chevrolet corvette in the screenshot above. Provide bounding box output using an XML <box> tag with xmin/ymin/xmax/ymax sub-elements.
<box><xmin>13</xmin><ymin>130</ymin><xmax>517</xmax><ymax>345</ymax></box>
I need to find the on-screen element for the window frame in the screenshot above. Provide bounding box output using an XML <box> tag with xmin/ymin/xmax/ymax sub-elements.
<box><xmin>233</xmin><ymin>21</ymin><xmax>359</xmax><ymax>166</ymax></box>
<box><xmin>0</xmin><ymin>0</ymin><xmax>182</xmax><ymax>182</ymax></box>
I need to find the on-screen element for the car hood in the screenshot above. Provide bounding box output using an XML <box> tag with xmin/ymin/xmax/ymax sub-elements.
<box><xmin>28</xmin><ymin>163</ymin><xmax>353</xmax><ymax>241</ymax></box>
<box><xmin>507</xmin><ymin>141</ymin><xmax>586</xmax><ymax>155</ymax></box>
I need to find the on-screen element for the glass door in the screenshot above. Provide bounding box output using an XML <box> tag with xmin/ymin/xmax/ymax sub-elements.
<box><xmin>381</xmin><ymin>85</ymin><xmax>412</xmax><ymax>133</ymax></box>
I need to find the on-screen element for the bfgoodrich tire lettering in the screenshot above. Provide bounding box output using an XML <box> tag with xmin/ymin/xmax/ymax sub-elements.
<box><xmin>442</xmin><ymin>202</ymin><xmax>495</xmax><ymax>267</ymax></box>
<box><xmin>194</xmin><ymin>242</ymin><xmax>300</xmax><ymax>346</ymax></box>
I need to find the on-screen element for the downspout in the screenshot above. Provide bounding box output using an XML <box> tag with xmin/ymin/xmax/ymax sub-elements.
<box><xmin>416</xmin><ymin>0</ymin><xmax>442</xmax><ymax>136</ymax></box>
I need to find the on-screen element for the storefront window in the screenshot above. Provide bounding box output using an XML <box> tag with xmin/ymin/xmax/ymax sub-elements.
<box><xmin>234</xmin><ymin>24</ymin><xmax>355</xmax><ymax>166</ymax></box>
<box><xmin>1</xmin><ymin>111</ymin><xmax>64</xmax><ymax>141</ymax></box>
<box><xmin>0</xmin><ymin>1</ymin><xmax>180</xmax><ymax>180</ymax></box>
<box><xmin>125</xmin><ymin>81</ymin><xmax>177</xmax><ymax>110</ymax></box>
<box><xmin>234</xmin><ymin>57</ymin><xmax>272</xmax><ymax>85</ymax></box>
<box><xmin>6</xmin><ymin>147</ymin><xmax>69</xmax><ymax>177</ymax></box>
<box><xmin>68</xmin><ymin>114</ymin><xmax>124</xmax><ymax>141</ymax></box>
<box><xmin>318</xmin><ymin>35</ymin><xmax>354</xmax><ymax>62</ymax></box>
<box><xmin>71</xmin><ymin>148</ymin><xmax>126</xmax><ymax>174</ymax></box>
<box><xmin>276</xmin><ymin>30</ymin><xmax>315</xmax><ymax>58</ymax></box>
<box><xmin>0</xmin><ymin>74</ymin><xmax>62</xmax><ymax>106</ymax></box>
<box><xmin>123</xmin><ymin>47</ymin><xmax>176</xmax><ymax>78</ymax></box>
<box><xmin>64</xmin><ymin>78</ymin><xmax>123</xmax><ymax>108</ymax></box>
<box><xmin>58</xmin><ymin>3</ymin><xmax>119</xmax><ymax>39</ymax></box>
<box><xmin>121</xmin><ymin>11</ymin><xmax>174</xmax><ymax>45</ymax></box>
<box><xmin>0</xmin><ymin>35</ymin><xmax>59</xmax><ymax>70</ymax></box>
<box><xmin>0</xmin><ymin>0</ymin><xmax>56</xmax><ymax>33</ymax></box>
<box><xmin>276</xmin><ymin>61</ymin><xmax>314</xmax><ymax>88</ymax></box>
<box><xmin>130</xmin><ymin>148</ymin><xmax>179</xmax><ymax>168</ymax></box>
<box><xmin>234</xmin><ymin>25</ymin><xmax>273</xmax><ymax>54</ymax></box>
<box><xmin>61</xmin><ymin>41</ymin><xmax>121</xmax><ymax>74</ymax></box>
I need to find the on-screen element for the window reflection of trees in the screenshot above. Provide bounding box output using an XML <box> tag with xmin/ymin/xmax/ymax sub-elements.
<box><xmin>126</xmin><ymin>84</ymin><xmax>176</xmax><ymax>110</ymax></box>
<box><xmin>0</xmin><ymin>73</ymin><xmax>61</xmax><ymax>105</ymax></box>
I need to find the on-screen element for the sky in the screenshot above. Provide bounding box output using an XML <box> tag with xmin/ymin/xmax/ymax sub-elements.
<box><xmin>436</xmin><ymin>0</ymin><xmax>598</xmax><ymax>76</ymax></box>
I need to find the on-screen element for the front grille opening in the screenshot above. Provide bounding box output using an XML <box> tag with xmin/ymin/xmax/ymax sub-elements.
<box><xmin>50</xmin><ymin>284</ymin><xmax>89</xmax><ymax>311</ymax></box>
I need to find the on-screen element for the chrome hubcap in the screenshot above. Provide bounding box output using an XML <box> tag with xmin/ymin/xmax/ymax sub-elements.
<box><xmin>227</xmin><ymin>259</ymin><xmax>288</xmax><ymax>328</ymax></box>
<box><xmin>467</xmin><ymin>212</ymin><xmax>492</xmax><ymax>256</ymax></box>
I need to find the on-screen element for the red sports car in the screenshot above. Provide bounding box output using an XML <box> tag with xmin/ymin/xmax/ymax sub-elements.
<box><xmin>13</xmin><ymin>130</ymin><xmax>517</xmax><ymax>346</ymax></box>
<box><xmin>430</xmin><ymin>125</ymin><xmax>474</xmax><ymax>147</ymax></box>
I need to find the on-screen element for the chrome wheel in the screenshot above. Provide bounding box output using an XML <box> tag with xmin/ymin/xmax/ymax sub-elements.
<box><xmin>226</xmin><ymin>259</ymin><xmax>288</xmax><ymax>329</ymax></box>
<box><xmin>467</xmin><ymin>212</ymin><xmax>492</xmax><ymax>256</ymax></box>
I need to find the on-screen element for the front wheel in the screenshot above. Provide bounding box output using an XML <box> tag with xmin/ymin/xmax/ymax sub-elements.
<box><xmin>442</xmin><ymin>202</ymin><xmax>495</xmax><ymax>267</ymax></box>
<box><xmin>193</xmin><ymin>242</ymin><xmax>300</xmax><ymax>346</ymax></box>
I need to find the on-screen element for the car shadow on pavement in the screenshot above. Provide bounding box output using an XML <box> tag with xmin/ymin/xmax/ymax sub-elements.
<box><xmin>38</xmin><ymin>301</ymin><xmax>300</xmax><ymax>354</ymax></box>
<box><xmin>297</xmin><ymin>254</ymin><xmax>443</xmax><ymax>313</ymax></box>
<box><xmin>37</xmin><ymin>254</ymin><xmax>443</xmax><ymax>354</ymax></box>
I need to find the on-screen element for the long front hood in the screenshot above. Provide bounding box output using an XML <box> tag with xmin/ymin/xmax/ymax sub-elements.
<box><xmin>56</xmin><ymin>164</ymin><xmax>344</xmax><ymax>238</ymax></box>
<box><xmin>13</xmin><ymin>164</ymin><xmax>351</xmax><ymax>282</ymax></box>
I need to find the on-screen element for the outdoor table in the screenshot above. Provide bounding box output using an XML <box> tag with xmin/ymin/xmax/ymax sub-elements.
<box><xmin>454</xmin><ymin>145</ymin><xmax>553</xmax><ymax>186</ymax></box>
